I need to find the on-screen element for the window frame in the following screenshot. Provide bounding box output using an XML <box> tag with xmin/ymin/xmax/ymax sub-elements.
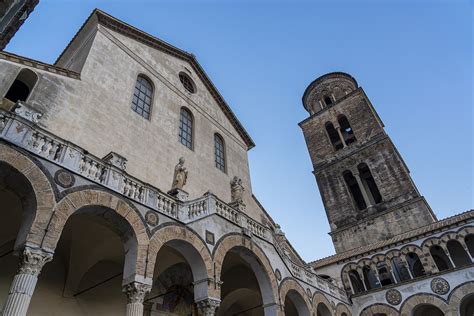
<box><xmin>4</xmin><ymin>68</ymin><xmax>39</xmax><ymax>104</ymax></box>
<box><xmin>179</xmin><ymin>107</ymin><xmax>194</xmax><ymax>150</ymax></box>
<box><xmin>178</xmin><ymin>72</ymin><xmax>196</xmax><ymax>94</ymax></box>
<box><xmin>131</xmin><ymin>74</ymin><xmax>154</xmax><ymax>120</ymax></box>
<box><xmin>214</xmin><ymin>133</ymin><xmax>226</xmax><ymax>173</ymax></box>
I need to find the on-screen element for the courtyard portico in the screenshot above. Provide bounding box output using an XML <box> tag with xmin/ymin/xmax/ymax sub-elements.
<box><xmin>0</xmin><ymin>110</ymin><xmax>346</xmax><ymax>315</ymax></box>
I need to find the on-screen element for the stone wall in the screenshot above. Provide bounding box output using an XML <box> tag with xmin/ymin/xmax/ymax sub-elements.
<box><xmin>0</xmin><ymin>17</ymin><xmax>268</xmax><ymax>223</ymax></box>
<box><xmin>300</xmin><ymin>75</ymin><xmax>435</xmax><ymax>253</ymax></box>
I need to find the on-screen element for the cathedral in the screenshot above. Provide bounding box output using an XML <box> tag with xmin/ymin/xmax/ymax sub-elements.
<box><xmin>0</xmin><ymin>3</ymin><xmax>473</xmax><ymax>316</ymax></box>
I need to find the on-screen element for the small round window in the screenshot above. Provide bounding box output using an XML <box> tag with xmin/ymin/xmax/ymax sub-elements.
<box><xmin>179</xmin><ymin>72</ymin><xmax>196</xmax><ymax>94</ymax></box>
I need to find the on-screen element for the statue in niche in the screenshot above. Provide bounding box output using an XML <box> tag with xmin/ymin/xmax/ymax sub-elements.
<box><xmin>171</xmin><ymin>157</ymin><xmax>188</xmax><ymax>190</ymax></box>
<box><xmin>230</xmin><ymin>176</ymin><xmax>244</xmax><ymax>204</ymax></box>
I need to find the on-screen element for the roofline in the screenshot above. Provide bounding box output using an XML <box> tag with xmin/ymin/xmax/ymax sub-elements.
<box><xmin>310</xmin><ymin>209</ymin><xmax>474</xmax><ymax>268</ymax></box>
<box><xmin>55</xmin><ymin>9</ymin><xmax>255</xmax><ymax>150</ymax></box>
<box><xmin>0</xmin><ymin>51</ymin><xmax>80</xmax><ymax>79</ymax></box>
<box><xmin>301</xmin><ymin>72</ymin><xmax>358</xmax><ymax>109</ymax></box>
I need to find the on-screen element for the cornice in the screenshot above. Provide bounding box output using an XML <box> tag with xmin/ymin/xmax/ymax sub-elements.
<box><xmin>310</xmin><ymin>209</ymin><xmax>474</xmax><ymax>268</ymax></box>
<box><xmin>0</xmin><ymin>51</ymin><xmax>80</xmax><ymax>79</ymax></box>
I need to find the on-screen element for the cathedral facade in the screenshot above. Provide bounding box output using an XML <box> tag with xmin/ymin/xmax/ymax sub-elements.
<box><xmin>0</xmin><ymin>6</ymin><xmax>472</xmax><ymax>316</ymax></box>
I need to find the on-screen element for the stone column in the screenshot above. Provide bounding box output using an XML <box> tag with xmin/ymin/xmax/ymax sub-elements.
<box><xmin>3</xmin><ymin>247</ymin><xmax>53</xmax><ymax>316</ymax></box>
<box><xmin>196</xmin><ymin>298</ymin><xmax>220</xmax><ymax>316</ymax></box>
<box><xmin>353</xmin><ymin>171</ymin><xmax>373</xmax><ymax>208</ymax></box>
<box><xmin>335</xmin><ymin>126</ymin><xmax>348</xmax><ymax>148</ymax></box>
<box><xmin>356</xmin><ymin>267</ymin><xmax>367</xmax><ymax>291</ymax></box>
<box><xmin>385</xmin><ymin>262</ymin><xmax>398</xmax><ymax>284</ymax></box>
<box><xmin>400</xmin><ymin>256</ymin><xmax>414</xmax><ymax>279</ymax></box>
<box><xmin>122</xmin><ymin>282</ymin><xmax>151</xmax><ymax>316</ymax></box>
<box><xmin>372</xmin><ymin>265</ymin><xmax>382</xmax><ymax>288</ymax></box>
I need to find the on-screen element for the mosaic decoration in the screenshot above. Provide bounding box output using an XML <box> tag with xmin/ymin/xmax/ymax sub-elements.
<box><xmin>431</xmin><ymin>277</ymin><xmax>450</xmax><ymax>295</ymax></box>
<box><xmin>385</xmin><ymin>289</ymin><xmax>402</xmax><ymax>305</ymax></box>
<box><xmin>54</xmin><ymin>169</ymin><xmax>75</xmax><ymax>188</ymax></box>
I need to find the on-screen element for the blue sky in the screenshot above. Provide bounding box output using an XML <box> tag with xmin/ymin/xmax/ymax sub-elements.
<box><xmin>7</xmin><ymin>0</ymin><xmax>472</xmax><ymax>261</ymax></box>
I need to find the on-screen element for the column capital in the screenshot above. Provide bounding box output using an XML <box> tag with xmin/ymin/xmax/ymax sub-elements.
<box><xmin>196</xmin><ymin>298</ymin><xmax>220</xmax><ymax>316</ymax></box>
<box><xmin>122</xmin><ymin>282</ymin><xmax>151</xmax><ymax>304</ymax></box>
<box><xmin>18</xmin><ymin>247</ymin><xmax>53</xmax><ymax>276</ymax></box>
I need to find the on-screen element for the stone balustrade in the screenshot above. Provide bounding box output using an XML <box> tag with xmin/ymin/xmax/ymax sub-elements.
<box><xmin>283</xmin><ymin>255</ymin><xmax>348</xmax><ymax>301</ymax></box>
<box><xmin>0</xmin><ymin>108</ymin><xmax>348</xmax><ymax>302</ymax></box>
<box><xmin>215</xmin><ymin>199</ymin><xmax>240</xmax><ymax>224</ymax></box>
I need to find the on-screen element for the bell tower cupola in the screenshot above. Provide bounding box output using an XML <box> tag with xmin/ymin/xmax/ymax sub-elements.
<box><xmin>299</xmin><ymin>72</ymin><xmax>436</xmax><ymax>253</ymax></box>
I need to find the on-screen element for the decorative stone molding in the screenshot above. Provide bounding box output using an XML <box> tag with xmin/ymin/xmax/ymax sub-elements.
<box><xmin>431</xmin><ymin>277</ymin><xmax>450</xmax><ymax>295</ymax></box>
<box><xmin>385</xmin><ymin>289</ymin><xmax>402</xmax><ymax>305</ymax></box>
<box><xmin>54</xmin><ymin>169</ymin><xmax>75</xmax><ymax>188</ymax></box>
<box><xmin>196</xmin><ymin>298</ymin><xmax>220</xmax><ymax>316</ymax></box>
<box><xmin>103</xmin><ymin>152</ymin><xmax>127</xmax><ymax>170</ymax></box>
<box><xmin>18</xmin><ymin>247</ymin><xmax>53</xmax><ymax>276</ymax></box>
<box><xmin>14</xmin><ymin>102</ymin><xmax>42</xmax><ymax>124</ymax></box>
<box><xmin>122</xmin><ymin>282</ymin><xmax>151</xmax><ymax>304</ymax></box>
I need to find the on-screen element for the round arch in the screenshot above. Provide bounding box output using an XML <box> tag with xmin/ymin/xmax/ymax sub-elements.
<box><xmin>458</xmin><ymin>226</ymin><xmax>474</xmax><ymax>239</ymax></box>
<box><xmin>400</xmin><ymin>294</ymin><xmax>450</xmax><ymax>316</ymax></box>
<box><xmin>0</xmin><ymin>144</ymin><xmax>56</xmax><ymax>248</ymax></box>
<box><xmin>335</xmin><ymin>303</ymin><xmax>351</xmax><ymax>316</ymax></box>
<box><xmin>448</xmin><ymin>281</ymin><xmax>474</xmax><ymax>315</ymax></box>
<box><xmin>359</xmin><ymin>303</ymin><xmax>398</xmax><ymax>316</ymax></box>
<box><xmin>313</xmin><ymin>291</ymin><xmax>333</xmax><ymax>316</ymax></box>
<box><xmin>41</xmin><ymin>189</ymin><xmax>149</xmax><ymax>280</ymax></box>
<box><xmin>279</xmin><ymin>278</ymin><xmax>311</xmax><ymax>316</ymax></box>
<box><xmin>213</xmin><ymin>234</ymin><xmax>279</xmax><ymax>311</ymax></box>
<box><xmin>341</xmin><ymin>262</ymin><xmax>359</xmax><ymax>290</ymax></box>
<box><xmin>400</xmin><ymin>244</ymin><xmax>434</xmax><ymax>274</ymax></box>
<box><xmin>147</xmin><ymin>223</ymin><xmax>213</xmax><ymax>300</ymax></box>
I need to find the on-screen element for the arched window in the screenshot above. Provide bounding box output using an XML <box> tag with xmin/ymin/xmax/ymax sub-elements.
<box><xmin>343</xmin><ymin>170</ymin><xmax>367</xmax><ymax>210</ymax></box>
<box><xmin>406</xmin><ymin>252</ymin><xmax>425</xmax><ymax>277</ymax></box>
<box><xmin>362</xmin><ymin>265</ymin><xmax>379</xmax><ymax>290</ymax></box>
<box><xmin>179</xmin><ymin>72</ymin><xmax>196</xmax><ymax>94</ymax></box>
<box><xmin>179</xmin><ymin>107</ymin><xmax>193</xmax><ymax>149</ymax></box>
<box><xmin>447</xmin><ymin>240</ymin><xmax>471</xmax><ymax>267</ymax></box>
<box><xmin>391</xmin><ymin>257</ymin><xmax>411</xmax><ymax>282</ymax></box>
<box><xmin>376</xmin><ymin>262</ymin><xmax>393</xmax><ymax>286</ymax></box>
<box><xmin>131</xmin><ymin>75</ymin><xmax>153</xmax><ymax>119</ymax></box>
<box><xmin>323</xmin><ymin>96</ymin><xmax>332</xmax><ymax>106</ymax></box>
<box><xmin>338</xmin><ymin>115</ymin><xmax>356</xmax><ymax>145</ymax></box>
<box><xmin>214</xmin><ymin>133</ymin><xmax>226</xmax><ymax>172</ymax></box>
<box><xmin>325</xmin><ymin>122</ymin><xmax>343</xmax><ymax>150</ymax></box>
<box><xmin>348</xmin><ymin>270</ymin><xmax>364</xmax><ymax>294</ymax></box>
<box><xmin>430</xmin><ymin>245</ymin><xmax>453</xmax><ymax>271</ymax></box>
<box><xmin>357</xmin><ymin>163</ymin><xmax>382</xmax><ymax>205</ymax></box>
<box><xmin>466</xmin><ymin>234</ymin><xmax>474</xmax><ymax>257</ymax></box>
<box><xmin>5</xmin><ymin>68</ymin><xmax>38</xmax><ymax>104</ymax></box>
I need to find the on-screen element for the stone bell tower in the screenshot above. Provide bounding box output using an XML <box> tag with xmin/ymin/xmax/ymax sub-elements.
<box><xmin>299</xmin><ymin>72</ymin><xmax>436</xmax><ymax>253</ymax></box>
